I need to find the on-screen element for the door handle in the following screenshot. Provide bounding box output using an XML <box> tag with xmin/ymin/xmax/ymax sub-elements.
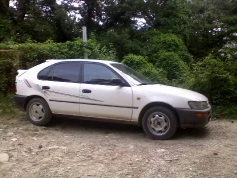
<box><xmin>82</xmin><ymin>89</ymin><xmax>91</xmax><ymax>93</ymax></box>
<box><xmin>42</xmin><ymin>86</ymin><xmax>50</xmax><ymax>90</ymax></box>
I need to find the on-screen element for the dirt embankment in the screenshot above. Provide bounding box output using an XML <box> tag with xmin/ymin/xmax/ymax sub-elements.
<box><xmin>0</xmin><ymin>117</ymin><xmax>237</xmax><ymax>178</ymax></box>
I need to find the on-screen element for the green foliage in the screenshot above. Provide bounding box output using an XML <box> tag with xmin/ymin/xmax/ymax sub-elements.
<box><xmin>98</xmin><ymin>29</ymin><xmax>141</xmax><ymax>60</ymax></box>
<box><xmin>144</xmin><ymin>31</ymin><xmax>193</xmax><ymax>64</ymax></box>
<box><xmin>154</xmin><ymin>51</ymin><xmax>189</xmax><ymax>85</ymax></box>
<box><xmin>0</xmin><ymin>94</ymin><xmax>24</xmax><ymax>120</ymax></box>
<box><xmin>218</xmin><ymin>42</ymin><xmax>237</xmax><ymax>61</ymax></box>
<box><xmin>190</xmin><ymin>55</ymin><xmax>237</xmax><ymax>105</ymax></box>
<box><xmin>148</xmin><ymin>32</ymin><xmax>187</xmax><ymax>53</ymax></box>
<box><xmin>122</xmin><ymin>54</ymin><xmax>168</xmax><ymax>84</ymax></box>
<box><xmin>0</xmin><ymin>38</ymin><xmax>116</xmax><ymax>95</ymax></box>
<box><xmin>86</xmin><ymin>39</ymin><xmax>117</xmax><ymax>61</ymax></box>
<box><xmin>0</xmin><ymin>0</ymin><xmax>79</xmax><ymax>43</ymax></box>
<box><xmin>144</xmin><ymin>0</ymin><xmax>191</xmax><ymax>40</ymax></box>
<box><xmin>212</xmin><ymin>105</ymin><xmax>237</xmax><ymax>119</ymax></box>
<box><xmin>0</xmin><ymin>60</ymin><xmax>16</xmax><ymax>96</ymax></box>
<box><xmin>212</xmin><ymin>104</ymin><xmax>237</xmax><ymax>119</ymax></box>
<box><xmin>0</xmin><ymin>0</ymin><xmax>237</xmax><ymax>119</ymax></box>
<box><xmin>186</xmin><ymin>0</ymin><xmax>223</xmax><ymax>58</ymax></box>
<box><xmin>0</xmin><ymin>94</ymin><xmax>14</xmax><ymax>114</ymax></box>
<box><xmin>127</xmin><ymin>31</ymin><xmax>191</xmax><ymax>86</ymax></box>
<box><xmin>0</xmin><ymin>51</ymin><xmax>18</xmax><ymax>96</ymax></box>
<box><xmin>220</xmin><ymin>0</ymin><xmax>237</xmax><ymax>43</ymax></box>
<box><xmin>0</xmin><ymin>17</ymin><xmax>15</xmax><ymax>42</ymax></box>
<box><xmin>12</xmin><ymin>39</ymin><xmax>85</xmax><ymax>68</ymax></box>
<box><xmin>0</xmin><ymin>38</ymin><xmax>115</xmax><ymax>68</ymax></box>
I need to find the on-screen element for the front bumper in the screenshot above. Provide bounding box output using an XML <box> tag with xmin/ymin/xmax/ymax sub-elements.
<box><xmin>14</xmin><ymin>94</ymin><xmax>28</xmax><ymax>111</ymax></box>
<box><xmin>176</xmin><ymin>107</ymin><xmax>211</xmax><ymax>128</ymax></box>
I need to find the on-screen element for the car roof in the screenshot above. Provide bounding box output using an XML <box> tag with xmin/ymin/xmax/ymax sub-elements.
<box><xmin>46</xmin><ymin>59</ymin><xmax>120</xmax><ymax>65</ymax></box>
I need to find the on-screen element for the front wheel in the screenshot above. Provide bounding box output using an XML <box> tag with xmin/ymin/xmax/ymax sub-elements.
<box><xmin>26</xmin><ymin>98</ymin><xmax>52</xmax><ymax>126</ymax></box>
<box><xmin>142</xmin><ymin>106</ymin><xmax>177</xmax><ymax>140</ymax></box>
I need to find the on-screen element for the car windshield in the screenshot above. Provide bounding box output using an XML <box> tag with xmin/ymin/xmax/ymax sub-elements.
<box><xmin>111</xmin><ymin>63</ymin><xmax>153</xmax><ymax>85</ymax></box>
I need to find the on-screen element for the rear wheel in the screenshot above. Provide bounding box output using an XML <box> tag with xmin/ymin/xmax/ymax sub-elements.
<box><xmin>26</xmin><ymin>98</ymin><xmax>52</xmax><ymax>126</ymax></box>
<box><xmin>142</xmin><ymin>106</ymin><xmax>177</xmax><ymax>140</ymax></box>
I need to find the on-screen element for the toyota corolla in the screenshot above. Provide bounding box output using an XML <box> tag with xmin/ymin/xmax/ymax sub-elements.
<box><xmin>14</xmin><ymin>59</ymin><xmax>211</xmax><ymax>140</ymax></box>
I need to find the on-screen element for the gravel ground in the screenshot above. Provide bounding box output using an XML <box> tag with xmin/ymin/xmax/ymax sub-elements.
<box><xmin>0</xmin><ymin>117</ymin><xmax>237</xmax><ymax>178</ymax></box>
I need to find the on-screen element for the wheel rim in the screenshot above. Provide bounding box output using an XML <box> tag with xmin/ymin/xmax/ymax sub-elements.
<box><xmin>29</xmin><ymin>102</ymin><xmax>45</xmax><ymax>122</ymax></box>
<box><xmin>147</xmin><ymin>112</ymin><xmax>170</xmax><ymax>136</ymax></box>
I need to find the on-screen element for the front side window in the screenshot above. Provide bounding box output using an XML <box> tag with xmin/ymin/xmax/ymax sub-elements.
<box><xmin>111</xmin><ymin>63</ymin><xmax>153</xmax><ymax>85</ymax></box>
<box><xmin>83</xmin><ymin>63</ymin><xmax>120</xmax><ymax>85</ymax></box>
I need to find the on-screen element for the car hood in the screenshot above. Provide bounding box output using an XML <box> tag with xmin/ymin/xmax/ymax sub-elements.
<box><xmin>133</xmin><ymin>84</ymin><xmax>208</xmax><ymax>101</ymax></box>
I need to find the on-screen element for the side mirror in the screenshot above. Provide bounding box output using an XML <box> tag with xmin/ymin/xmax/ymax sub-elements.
<box><xmin>112</xmin><ymin>78</ymin><xmax>126</xmax><ymax>86</ymax></box>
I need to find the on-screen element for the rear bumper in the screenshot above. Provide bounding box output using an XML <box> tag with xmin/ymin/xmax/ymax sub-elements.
<box><xmin>14</xmin><ymin>94</ymin><xmax>27</xmax><ymax>111</ymax></box>
<box><xmin>176</xmin><ymin>108</ymin><xmax>211</xmax><ymax>128</ymax></box>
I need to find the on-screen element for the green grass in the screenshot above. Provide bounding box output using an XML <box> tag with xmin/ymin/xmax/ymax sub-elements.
<box><xmin>212</xmin><ymin>105</ymin><xmax>237</xmax><ymax>119</ymax></box>
<box><xmin>0</xmin><ymin>94</ymin><xmax>25</xmax><ymax>123</ymax></box>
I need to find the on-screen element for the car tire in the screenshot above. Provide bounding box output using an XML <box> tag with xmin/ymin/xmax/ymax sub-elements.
<box><xmin>142</xmin><ymin>106</ymin><xmax>177</xmax><ymax>140</ymax></box>
<box><xmin>26</xmin><ymin>98</ymin><xmax>52</xmax><ymax>126</ymax></box>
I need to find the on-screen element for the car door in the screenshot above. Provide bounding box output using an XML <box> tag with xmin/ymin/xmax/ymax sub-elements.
<box><xmin>79</xmin><ymin>62</ymin><xmax>133</xmax><ymax>120</ymax></box>
<box><xmin>39</xmin><ymin>61</ymin><xmax>81</xmax><ymax>116</ymax></box>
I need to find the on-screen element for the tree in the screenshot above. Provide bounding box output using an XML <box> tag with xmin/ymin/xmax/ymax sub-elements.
<box><xmin>0</xmin><ymin>0</ymin><xmax>78</xmax><ymax>42</ymax></box>
<box><xmin>0</xmin><ymin>0</ymin><xmax>10</xmax><ymax>16</ymax></box>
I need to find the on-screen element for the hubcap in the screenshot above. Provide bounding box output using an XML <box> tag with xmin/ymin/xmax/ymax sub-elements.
<box><xmin>29</xmin><ymin>102</ymin><xmax>45</xmax><ymax>121</ymax></box>
<box><xmin>147</xmin><ymin>112</ymin><xmax>170</xmax><ymax>136</ymax></box>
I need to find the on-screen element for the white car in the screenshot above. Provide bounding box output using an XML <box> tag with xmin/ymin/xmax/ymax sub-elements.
<box><xmin>14</xmin><ymin>59</ymin><xmax>211</xmax><ymax>140</ymax></box>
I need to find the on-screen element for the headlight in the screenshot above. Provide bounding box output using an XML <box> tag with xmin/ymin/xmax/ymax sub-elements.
<box><xmin>188</xmin><ymin>101</ymin><xmax>209</xmax><ymax>110</ymax></box>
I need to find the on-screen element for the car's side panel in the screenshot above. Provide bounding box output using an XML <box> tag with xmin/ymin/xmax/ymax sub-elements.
<box><xmin>79</xmin><ymin>84</ymin><xmax>133</xmax><ymax>120</ymax></box>
<box><xmin>130</xmin><ymin>85</ymin><xmax>194</xmax><ymax>122</ymax></box>
<box><xmin>40</xmin><ymin>81</ymin><xmax>80</xmax><ymax>116</ymax></box>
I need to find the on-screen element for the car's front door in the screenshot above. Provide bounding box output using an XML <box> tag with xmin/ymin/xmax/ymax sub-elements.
<box><xmin>79</xmin><ymin>62</ymin><xmax>133</xmax><ymax>120</ymax></box>
<box><xmin>39</xmin><ymin>61</ymin><xmax>81</xmax><ymax>116</ymax></box>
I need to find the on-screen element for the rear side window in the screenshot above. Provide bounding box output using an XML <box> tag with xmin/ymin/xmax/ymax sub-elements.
<box><xmin>38</xmin><ymin>66</ymin><xmax>54</xmax><ymax>80</ymax></box>
<box><xmin>38</xmin><ymin>62</ymin><xmax>81</xmax><ymax>83</ymax></box>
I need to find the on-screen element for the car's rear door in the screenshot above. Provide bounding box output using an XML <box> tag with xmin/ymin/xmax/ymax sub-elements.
<box><xmin>79</xmin><ymin>62</ymin><xmax>133</xmax><ymax>120</ymax></box>
<box><xmin>39</xmin><ymin>61</ymin><xmax>81</xmax><ymax>116</ymax></box>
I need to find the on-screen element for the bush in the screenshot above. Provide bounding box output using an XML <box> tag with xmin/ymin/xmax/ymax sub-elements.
<box><xmin>212</xmin><ymin>105</ymin><xmax>237</xmax><ymax>119</ymax></box>
<box><xmin>0</xmin><ymin>60</ymin><xmax>16</xmax><ymax>96</ymax></box>
<box><xmin>154</xmin><ymin>51</ymin><xmax>189</xmax><ymax>85</ymax></box>
<box><xmin>122</xmin><ymin>54</ymin><xmax>168</xmax><ymax>84</ymax></box>
<box><xmin>190</xmin><ymin>55</ymin><xmax>237</xmax><ymax>105</ymax></box>
<box><xmin>0</xmin><ymin>38</ymin><xmax>116</xmax><ymax>68</ymax></box>
<box><xmin>0</xmin><ymin>51</ymin><xmax>18</xmax><ymax>96</ymax></box>
<box><xmin>144</xmin><ymin>31</ymin><xmax>193</xmax><ymax>65</ymax></box>
<box><xmin>0</xmin><ymin>39</ymin><xmax>116</xmax><ymax>95</ymax></box>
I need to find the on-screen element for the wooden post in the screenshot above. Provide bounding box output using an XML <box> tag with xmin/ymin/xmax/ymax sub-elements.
<box><xmin>82</xmin><ymin>26</ymin><xmax>88</xmax><ymax>59</ymax></box>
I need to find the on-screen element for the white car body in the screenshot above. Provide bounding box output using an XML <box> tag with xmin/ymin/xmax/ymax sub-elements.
<box><xmin>14</xmin><ymin>59</ymin><xmax>211</xmax><ymax>139</ymax></box>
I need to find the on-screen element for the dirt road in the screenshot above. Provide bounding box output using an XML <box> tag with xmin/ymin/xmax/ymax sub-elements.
<box><xmin>0</xmin><ymin>117</ymin><xmax>237</xmax><ymax>178</ymax></box>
